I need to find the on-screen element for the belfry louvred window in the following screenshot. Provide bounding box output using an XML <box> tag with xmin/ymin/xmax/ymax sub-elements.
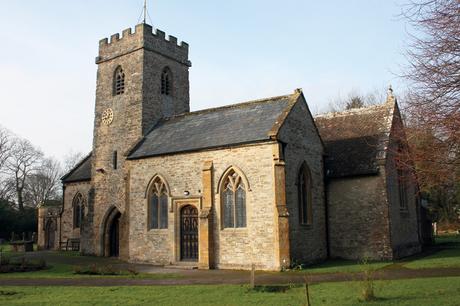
<box><xmin>222</xmin><ymin>169</ymin><xmax>246</xmax><ymax>228</ymax></box>
<box><xmin>148</xmin><ymin>176</ymin><xmax>168</xmax><ymax>229</ymax></box>
<box><xmin>161</xmin><ymin>67</ymin><xmax>171</xmax><ymax>95</ymax></box>
<box><xmin>114</xmin><ymin>66</ymin><xmax>125</xmax><ymax>95</ymax></box>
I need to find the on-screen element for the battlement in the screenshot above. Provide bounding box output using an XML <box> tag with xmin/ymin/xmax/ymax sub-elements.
<box><xmin>96</xmin><ymin>23</ymin><xmax>190</xmax><ymax>66</ymax></box>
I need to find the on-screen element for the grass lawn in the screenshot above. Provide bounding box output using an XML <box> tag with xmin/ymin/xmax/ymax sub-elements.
<box><xmin>1</xmin><ymin>235</ymin><xmax>459</xmax><ymax>279</ymax></box>
<box><xmin>0</xmin><ymin>243</ymin><xmax>13</xmax><ymax>253</ymax></box>
<box><xmin>403</xmin><ymin>234</ymin><xmax>460</xmax><ymax>269</ymax></box>
<box><xmin>0</xmin><ymin>262</ymin><xmax>178</xmax><ymax>280</ymax></box>
<box><xmin>0</xmin><ymin>247</ymin><xmax>178</xmax><ymax>279</ymax></box>
<box><xmin>1</xmin><ymin>276</ymin><xmax>459</xmax><ymax>305</ymax></box>
<box><xmin>293</xmin><ymin>234</ymin><xmax>460</xmax><ymax>274</ymax></box>
<box><xmin>296</xmin><ymin>259</ymin><xmax>392</xmax><ymax>274</ymax></box>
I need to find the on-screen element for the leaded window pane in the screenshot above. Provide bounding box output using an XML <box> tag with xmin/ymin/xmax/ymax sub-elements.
<box><xmin>235</xmin><ymin>185</ymin><xmax>246</xmax><ymax>228</ymax></box>
<box><xmin>223</xmin><ymin>188</ymin><xmax>234</xmax><ymax>228</ymax></box>
<box><xmin>299</xmin><ymin>173</ymin><xmax>305</xmax><ymax>223</ymax></box>
<box><xmin>75</xmin><ymin>206</ymin><xmax>81</xmax><ymax>228</ymax></box>
<box><xmin>159</xmin><ymin>194</ymin><xmax>168</xmax><ymax>229</ymax></box>
<box><xmin>302</xmin><ymin>176</ymin><xmax>308</xmax><ymax>223</ymax></box>
<box><xmin>73</xmin><ymin>194</ymin><xmax>84</xmax><ymax>229</ymax></box>
<box><xmin>150</xmin><ymin>194</ymin><xmax>159</xmax><ymax>229</ymax></box>
<box><xmin>298</xmin><ymin>165</ymin><xmax>312</xmax><ymax>225</ymax></box>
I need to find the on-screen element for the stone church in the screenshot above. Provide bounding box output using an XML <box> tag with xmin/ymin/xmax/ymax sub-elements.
<box><xmin>37</xmin><ymin>22</ymin><xmax>429</xmax><ymax>271</ymax></box>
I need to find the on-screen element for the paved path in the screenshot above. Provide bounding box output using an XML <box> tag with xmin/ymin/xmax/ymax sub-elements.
<box><xmin>1</xmin><ymin>267</ymin><xmax>460</xmax><ymax>287</ymax></box>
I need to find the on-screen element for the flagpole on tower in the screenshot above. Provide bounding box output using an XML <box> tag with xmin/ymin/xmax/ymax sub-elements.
<box><xmin>143</xmin><ymin>0</ymin><xmax>147</xmax><ymax>24</ymax></box>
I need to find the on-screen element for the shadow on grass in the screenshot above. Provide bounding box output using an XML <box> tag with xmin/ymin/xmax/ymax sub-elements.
<box><xmin>396</xmin><ymin>235</ymin><xmax>460</xmax><ymax>264</ymax></box>
<box><xmin>248</xmin><ymin>285</ymin><xmax>295</xmax><ymax>293</ymax></box>
<box><xmin>0</xmin><ymin>290</ymin><xmax>23</xmax><ymax>297</ymax></box>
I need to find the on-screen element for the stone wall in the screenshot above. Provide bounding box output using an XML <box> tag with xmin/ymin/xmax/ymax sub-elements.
<box><xmin>89</xmin><ymin>23</ymin><xmax>191</xmax><ymax>259</ymax></box>
<box><xmin>278</xmin><ymin>96</ymin><xmax>327</xmax><ymax>264</ymax></box>
<box><xmin>128</xmin><ymin>142</ymin><xmax>282</xmax><ymax>271</ymax></box>
<box><xmin>61</xmin><ymin>181</ymin><xmax>92</xmax><ymax>250</ymax></box>
<box><xmin>37</xmin><ymin>206</ymin><xmax>61</xmax><ymax>250</ymax></box>
<box><xmin>327</xmin><ymin>174</ymin><xmax>393</xmax><ymax>260</ymax></box>
<box><xmin>385</xmin><ymin>108</ymin><xmax>421</xmax><ymax>258</ymax></box>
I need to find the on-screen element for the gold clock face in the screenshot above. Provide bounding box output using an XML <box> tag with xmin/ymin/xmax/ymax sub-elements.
<box><xmin>101</xmin><ymin>108</ymin><xmax>114</xmax><ymax>126</ymax></box>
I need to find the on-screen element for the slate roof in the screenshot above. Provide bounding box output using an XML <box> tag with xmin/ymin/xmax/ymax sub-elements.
<box><xmin>128</xmin><ymin>93</ymin><xmax>299</xmax><ymax>159</ymax></box>
<box><xmin>61</xmin><ymin>153</ymin><xmax>92</xmax><ymax>183</ymax></box>
<box><xmin>315</xmin><ymin>102</ymin><xmax>395</xmax><ymax>178</ymax></box>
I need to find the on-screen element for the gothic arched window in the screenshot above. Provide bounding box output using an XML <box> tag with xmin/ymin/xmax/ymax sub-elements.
<box><xmin>160</xmin><ymin>67</ymin><xmax>172</xmax><ymax>96</ymax></box>
<box><xmin>114</xmin><ymin>66</ymin><xmax>125</xmax><ymax>95</ymax></box>
<box><xmin>221</xmin><ymin>169</ymin><xmax>246</xmax><ymax>228</ymax></box>
<box><xmin>148</xmin><ymin>176</ymin><xmax>169</xmax><ymax>229</ymax></box>
<box><xmin>397</xmin><ymin>144</ymin><xmax>408</xmax><ymax>211</ymax></box>
<box><xmin>298</xmin><ymin>163</ymin><xmax>312</xmax><ymax>225</ymax></box>
<box><xmin>73</xmin><ymin>193</ymin><xmax>85</xmax><ymax>229</ymax></box>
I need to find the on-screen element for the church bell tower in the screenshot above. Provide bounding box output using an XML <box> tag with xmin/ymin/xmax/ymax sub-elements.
<box><xmin>87</xmin><ymin>23</ymin><xmax>191</xmax><ymax>258</ymax></box>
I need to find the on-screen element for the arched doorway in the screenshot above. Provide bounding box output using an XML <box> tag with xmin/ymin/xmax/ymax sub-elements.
<box><xmin>109</xmin><ymin>214</ymin><xmax>120</xmax><ymax>257</ymax></box>
<box><xmin>101</xmin><ymin>206</ymin><xmax>121</xmax><ymax>257</ymax></box>
<box><xmin>45</xmin><ymin>219</ymin><xmax>56</xmax><ymax>250</ymax></box>
<box><xmin>180</xmin><ymin>205</ymin><xmax>198</xmax><ymax>261</ymax></box>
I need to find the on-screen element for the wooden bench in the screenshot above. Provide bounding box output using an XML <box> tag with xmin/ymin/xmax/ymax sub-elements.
<box><xmin>60</xmin><ymin>238</ymin><xmax>80</xmax><ymax>251</ymax></box>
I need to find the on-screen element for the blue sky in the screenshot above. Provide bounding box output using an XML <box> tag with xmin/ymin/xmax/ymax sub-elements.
<box><xmin>0</xmin><ymin>0</ymin><xmax>413</xmax><ymax>160</ymax></box>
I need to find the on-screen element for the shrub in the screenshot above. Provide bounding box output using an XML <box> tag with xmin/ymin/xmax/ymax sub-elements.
<box><xmin>37</xmin><ymin>258</ymin><xmax>46</xmax><ymax>269</ymax></box>
<box><xmin>0</xmin><ymin>256</ymin><xmax>9</xmax><ymax>266</ymax></box>
<box><xmin>20</xmin><ymin>257</ymin><xmax>27</xmax><ymax>269</ymax></box>
<box><xmin>360</xmin><ymin>257</ymin><xmax>376</xmax><ymax>301</ymax></box>
<box><xmin>100</xmin><ymin>265</ymin><xmax>119</xmax><ymax>275</ymax></box>
<box><xmin>73</xmin><ymin>265</ymin><xmax>83</xmax><ymax>274</ymax></box>
<box><xmin>127</xmin><ymin>267</ymin><xmax>138</xmax><ymax>276</ymax></box>
<box><xmin>89</xmin><ymin>264</ymin><xmax>98</xmax><ymax>275</ymax></box>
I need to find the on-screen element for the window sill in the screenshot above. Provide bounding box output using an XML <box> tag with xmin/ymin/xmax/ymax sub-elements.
<box><xmin>220</xmin><ymin>227</ymin><xmax>248</xmax><ymax>232</ymax></box>
<box><xmin>299</xmin><ymin>223</ymin><xmax>313</xmax><ymax>229</ymax></box>
<box><xmin>147</xmin><ymin>228</ymin><xmax>169</xmax><ymax>232</ymax></box>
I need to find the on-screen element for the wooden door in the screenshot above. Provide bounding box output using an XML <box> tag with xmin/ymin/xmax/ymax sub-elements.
<box><xmin>180</xmin><ymin>205</ymin><xmax>198</xmax><ymax>261</ymax></box>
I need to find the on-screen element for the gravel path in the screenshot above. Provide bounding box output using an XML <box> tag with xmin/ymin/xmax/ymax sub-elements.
<box><xmin>1</xmin><ymin>267</ymin><xmax>460</xmax><ymax>287</ymax></box>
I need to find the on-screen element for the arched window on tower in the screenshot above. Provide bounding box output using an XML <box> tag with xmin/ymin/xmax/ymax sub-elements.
<box><xmin>148</xmin><ymin>176</ymin><xmax>169</xmax><ymax>229</ymax></box>
<box><xmin>73</xmin><ymin>193</ymin><xmax>85</xmax><ymax>229</ymax></box>
<box><xmin>298</xmin><ymin>163</ymin><xmax>313</xmax><ymax>225</ymax></box>
<box><xmin>221</xmin><ymin>168</ymin><xmax>247</xmax><ymax>228</ymax></box>
<box><xmin>160</xmin><ymin>67</ymin><xmax>172</xmax><ymax>96</ymax></box>
<box><xmin>114</xmin><ymin>66</ymin><xmax>125</xmax><ymax>95</ymax></box>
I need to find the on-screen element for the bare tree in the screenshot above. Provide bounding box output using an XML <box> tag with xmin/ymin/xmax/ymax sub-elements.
<box><xmin>62</xmin><ymin>150</ymin><xmax>85</xmax><ymax>173</ymax></box>
<box><xmin>0</xmin><ymin>176</ymin><xmax>15</xmax><ymax>201</ymax></box>
<box><xmin>0</xmin><ymin>126</ymin><xmax>12</xmax><ymax>171</ymax></box>
<box><xmin>6</xmin><ymin>138</ymin><xmax>43</xmax><ymax>211</ymax></box>
<box><xmin>327</xmin><ymin>88</ymin><xmax>386</xmax><ymax>112</ymax></box>
<box><xmin>401</xmin><ymin>0</ymin><xmax>460</xmax><ymax>166</ymax></box>
<box><xmin>0</xmin><ymin>126</ymin><xmax>14</xmax><ymax>201</ymax></box>
<box><xmin>24</xmin><ymin>157</ymin><xmax>62</xmax><ymax>207</ymax></box>
<box><xmin>398</xmin><ymin>1</ymin><xmax>460</xmax><ymax>222</ymax></box>
<box><xmin>345</xmin><ymin>96</ymin><xmax>365</xmax><ymax>110</ymax></box>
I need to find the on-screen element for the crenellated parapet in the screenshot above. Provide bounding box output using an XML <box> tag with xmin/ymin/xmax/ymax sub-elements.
<box><xmin>96</xmin><ymin>23</ymin><xmax>190</xmax><ymax>66</ymax></box>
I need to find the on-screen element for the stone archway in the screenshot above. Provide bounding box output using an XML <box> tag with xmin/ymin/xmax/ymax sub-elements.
<box><xmin>45</xmin><ymin>219</ymin><xmax>56</xmax><ymax>250</ymax></box>
<box><xmin>101</xmin><ymin>206</ymin><xmax>121</xmax><ymax>257</ymax></box>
